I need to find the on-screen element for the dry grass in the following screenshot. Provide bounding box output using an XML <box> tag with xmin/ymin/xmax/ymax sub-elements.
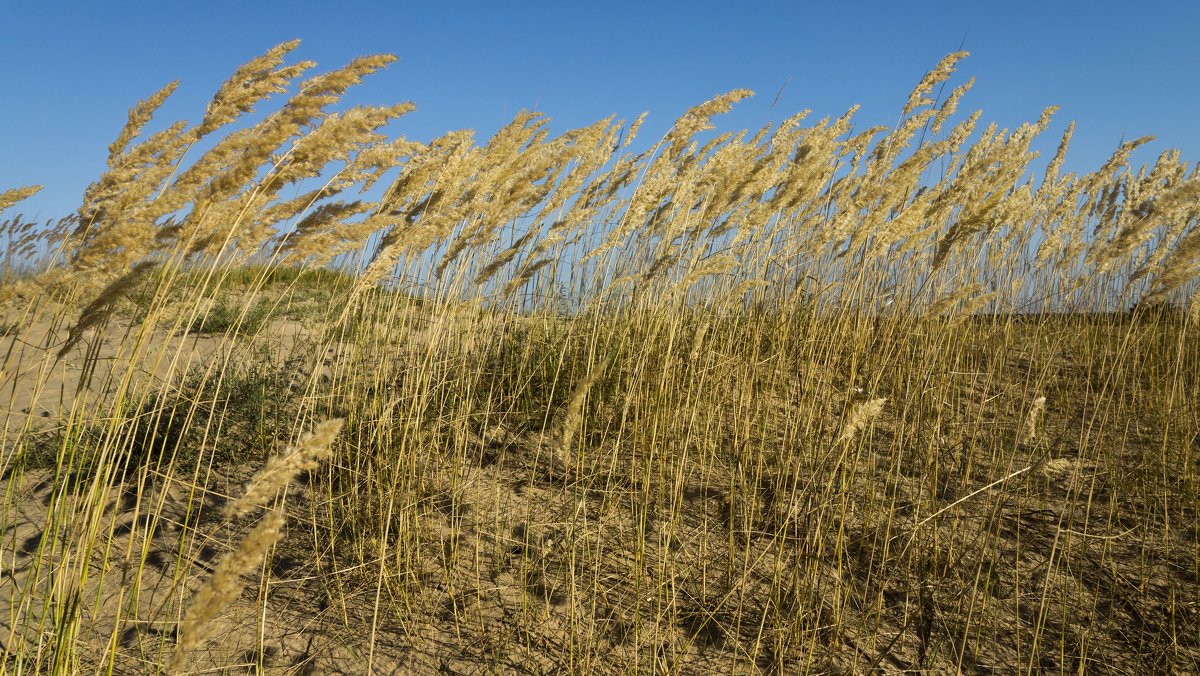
<box><xmin>1</xmin><ymin>42</ymin><xmax>1197</xmax><ymax>674</ymax></box>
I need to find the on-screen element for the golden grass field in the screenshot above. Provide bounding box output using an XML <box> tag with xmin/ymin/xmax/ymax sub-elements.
<box><xmin>1</xmin><ymin>43</ymin><xmax>1198</xmax><ymax>674</ymax></box>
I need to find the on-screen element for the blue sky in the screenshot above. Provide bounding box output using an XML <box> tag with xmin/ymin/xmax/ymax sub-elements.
<box><xmin>2</xmin><ymin>1</ymin><xmax>1197</xmax><ymax>221</ymax></box>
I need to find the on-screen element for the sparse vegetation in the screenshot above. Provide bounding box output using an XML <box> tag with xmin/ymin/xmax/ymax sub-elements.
<box><xmin>1</xmin><ymin>42</ymin><xmax>1197</xmax><ymax>674</ymax></box>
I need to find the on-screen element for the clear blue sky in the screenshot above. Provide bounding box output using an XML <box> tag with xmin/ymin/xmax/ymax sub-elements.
<box><xmin>2</xmin><ymin>1</ymin><xmax>1197</xmax><ymax>221</ymax></box>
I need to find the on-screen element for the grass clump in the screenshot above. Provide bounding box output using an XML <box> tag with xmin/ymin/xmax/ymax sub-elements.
<box><xmin>185</xmin><ymin>297</ymin><xmax>273</xmax><ymax>336</ymax></box>
<box><xmin>0</xmin><ymin>42</ymin><xmax>1197</xmax><ymax>674</ymax></box>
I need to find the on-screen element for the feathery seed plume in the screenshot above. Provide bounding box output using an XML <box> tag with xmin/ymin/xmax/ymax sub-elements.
<box><xmin>1023</xmin><ymin>396</ymin><xmax>1047</xmax><ymax>445</ymax></box>
<box><xmin>223</xmin><ymin>418</ymin><xmax>345</xmax><ymax>521</ymax></box>
<box><xmin>167</xmin><ymin>508</ymin><xmax>287</xmax><ymax>671</ymax></box>
<box><xmin>556</xmin><ymin>360</ymin><xmax>609</xmax><ymax>464</ymax></box>
<box><xmin>0</xmin><ymin>185</ymin><xmax>42</xmax><ymax>214</ymax></box>
<box><xmin>839</xmin><ymin>397</ymin><xmax>887</xmax><ymax>444</ymax></box>
<box><xmin>198</xmin><ymin>39</ymin><xmax>310</xmax><ymax>135</ymax></box>
<box><xmin>903</xmin><ymin>51</ymin><xmax>969</xmax><ymax>118</ymax></box>
<box><xmin>107</xmin><ymin>80</ymin><xmax>180</xmax><ymax>164</ymax></box>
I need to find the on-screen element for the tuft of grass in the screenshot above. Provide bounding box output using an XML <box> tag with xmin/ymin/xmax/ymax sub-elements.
<box><xmin>186</xmin><ymin>298</ymin><xmax>273</xmax><ymax>336</ymax></box>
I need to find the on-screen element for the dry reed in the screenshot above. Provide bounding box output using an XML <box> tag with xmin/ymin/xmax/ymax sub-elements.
<box><xmin>0</xmin><ymin>42</ymin><xmax>1196</xmax><ymax>675</ymax></box>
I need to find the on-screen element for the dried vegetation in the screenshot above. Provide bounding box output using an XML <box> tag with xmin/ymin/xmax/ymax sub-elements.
<box><xmin>0</xmin><ymin>43</ymin><xmax>1197</xmax><ymax>674</ymax></box>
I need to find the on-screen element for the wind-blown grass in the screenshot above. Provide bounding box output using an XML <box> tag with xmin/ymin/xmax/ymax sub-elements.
<box><xmin>0</xmin><ymin>41</ymin><xmax>1197</xmax><ymax>673</ymax></box>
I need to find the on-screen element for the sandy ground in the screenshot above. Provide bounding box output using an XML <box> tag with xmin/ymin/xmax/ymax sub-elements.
<box><xmin>2</xmin><ymin>300</ymin><xmax>1198</xmax><ymax>674</ymax></box>
<box><xmin>0</xmin><ymin>305</ymin><xmax>409</xmax><ymax>673</ymax></box>
<box><xmin>0</xmin><ymin>300</ymin><xmax>607</xmax><ymax>674</ymax></box>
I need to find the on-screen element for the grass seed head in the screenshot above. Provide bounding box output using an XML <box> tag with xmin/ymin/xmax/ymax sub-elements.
<box><xmin>839</xmin><ymin>397</ymin><xmax>886</xmax><ymax>444</ymax></box>
<box><xmin>223</xmin><ymin>418</ymin><xmax>344</xmax><ymax>521</ymax></box>
<box><xmin>167</xmin><ymin>508</ymin><xmax>287</xmax><ymax>672</ymax></box>
<box><xmin>1023</xmin><ymin>395</ymin><xmax>1047</xmax><ymax>445</ymax></box>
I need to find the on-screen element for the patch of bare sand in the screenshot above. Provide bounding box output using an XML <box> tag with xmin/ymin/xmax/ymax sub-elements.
<box><xmin>0</xmin><ymin>307</ymin><xmax>346</xmax><ymax>435</ymax></box>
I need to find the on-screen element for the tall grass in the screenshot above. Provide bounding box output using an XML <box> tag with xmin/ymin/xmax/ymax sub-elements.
<box><xmin>1</xmin><ymin>42</ymin><xmax>1197</xmax><ymax>673</ymax></box>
